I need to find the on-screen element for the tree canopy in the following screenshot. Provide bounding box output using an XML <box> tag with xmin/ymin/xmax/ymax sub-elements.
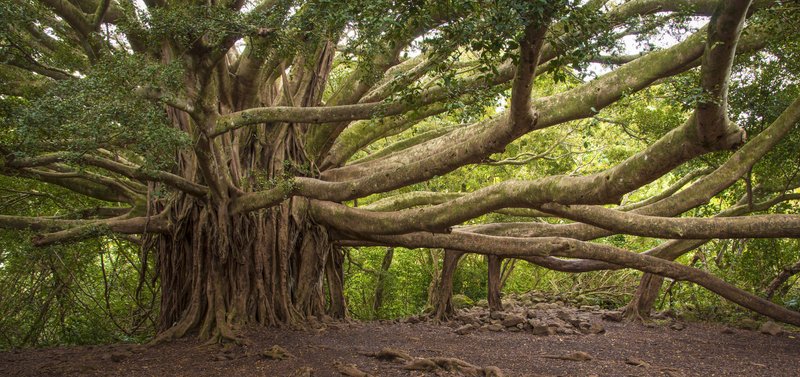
<box><xmin>2</xmin><ymin>0</ymin><xmax>800</xmax><ymax>343</ymax></box>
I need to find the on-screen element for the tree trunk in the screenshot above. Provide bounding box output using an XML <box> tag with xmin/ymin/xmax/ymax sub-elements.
<box><xmin>487</xmin><ymin>255</ymin><xmax>503</xmax><ymax>312</ymax></box>
<box><xmin>150</xmin><ymin>194</ymin><xmax>342</xmax><ymax>342</ymax></box>
<box><xmin>372</xmin><ymin>247</ymin><xmax>394</xmax><ymax>317</ymax></box>
<box><xmin>433</xmin><ymin>249</ymin><xmax>465</xmax><ymax>320</ymax></box>
<box><xmin>622</xmin><ymin>273</ymin><xmax>665</xmax><ymax>320</ymax></box>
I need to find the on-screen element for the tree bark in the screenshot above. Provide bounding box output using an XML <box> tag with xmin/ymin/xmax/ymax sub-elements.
<box><xmin>372</xmin><ymin>247</ymin><xmax>394</xmax><ymax>317</ymax></box>
<box><xmin>433</xmin><ymin>250</ymin><xmax>465</xmax><ymax>321</ymax></box>
<box><xmin>150</xmin><ymin>195</ymin><xmax>342</xmax><ymax>343</ymax></box>
<box><xmin>622</xmin><ymin>273</ymin><xmax>665</xmax><ymax>320</ymax></box>
<box><xmin>487</xmin><ymin>255</ymin><xmax>503</xmax><ymax>312</ymax></box>
<box><xmin>765</xmin><ymin>261</ymin><xmax>800</xmax><ymax>300</ymax></box>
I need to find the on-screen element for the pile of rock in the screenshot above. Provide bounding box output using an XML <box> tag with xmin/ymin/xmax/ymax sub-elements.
<box><xmin>403</xmin><ymin>291</ymin><xmax>615</xmax><ymax>336</ymax></box>
<box><xmin>449</xmin><ymin>302</ymin><xmax>607</xmax><ymax>336</ymax></box>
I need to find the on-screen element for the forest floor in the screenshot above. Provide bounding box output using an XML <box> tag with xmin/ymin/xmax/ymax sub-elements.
<box><xmin>2</xmin><ymin>303</ymin><xmax>799</xmax><ymax>376</ymax></box>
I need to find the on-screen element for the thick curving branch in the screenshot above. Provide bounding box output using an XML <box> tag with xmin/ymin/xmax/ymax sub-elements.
<box><xmin>321</xmin><ymin>23</ymin><xmax>712</xmax><ymax>184</ymax></box>
<box><xmin>695</xmin><ymin>0</ymin><xmax>751</xmax><ymax>148</ymax></box>
<box><xmin>451</xmin><ymin>93</ymin><xmax>800</xmax><ymax>240</ymax></box>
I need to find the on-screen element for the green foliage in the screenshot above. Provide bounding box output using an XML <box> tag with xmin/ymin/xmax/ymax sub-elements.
<box><xmin>343</xmin><ymin>247</ymin><xmax>431</xmax><ymax>319</ymax></box>
<box><xmin>3</xmin><ymin>53</ymin><xmax>190</xmax><ymax>170</ymax></box>
<box><xmin>0</xmin><ymin>234</ymin><xmax>157</xmax><ymax>349</ymax></box>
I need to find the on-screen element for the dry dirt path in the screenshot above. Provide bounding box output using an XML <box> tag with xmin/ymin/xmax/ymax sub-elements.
<box><xmin>1</xmin><ymin>312</ymin><xmax>799</xmax><ymax>376</ymax></box>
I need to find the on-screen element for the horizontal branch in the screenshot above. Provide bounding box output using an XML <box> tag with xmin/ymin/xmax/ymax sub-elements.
<box><xmin>4</xmin><ymin>152</ymin><xmax>208</xmax><ymax>198</ymax></box>
<box><xmin>338</xmin><ymin>230</ymin><xmax>800</xmax><ymax>326</ymax></box>
<box><xmin>30</xmin><ymin>214</ymin><xmax>170</xmax><ymax>246</ymax></box>
<box><xmin>540</xmin><ymin>202</ymin><xmax>800</xmax><ymax>239</ymax></box>
<box><xmin>519</xmin><ymin>192</ymin><xmax>800</xmax><ymax>273</ymax></box>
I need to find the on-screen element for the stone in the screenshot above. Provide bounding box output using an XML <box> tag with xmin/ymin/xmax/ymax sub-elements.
<box><xmin>580</xmin><ymin>321</ymin><xmax>605</xmax><ymax>334</ymax></box>
<box><xmin>556</xmin><ymin>310</ymin><xmax>574</xmax><ymax>322</ymax></box>
<box><xmin>262</xmin><ymin>345</ymin><xmax>294</xmax><ymax>360</ymax></box>
<box><xmin>531</xmin><ymin>324</ymin><xmax>554</xmax><ymax>336</ymax></box>
<box><xmin>502</xmin><ymin>314</ymin><xmax>526</xmax><ymax>327</ymax></box>
<box><xmin>721</xmin><ymin>327</ymin><xmax>735</xmax><ymax>334</ymax></box>
<box><xmin>542</xmin><ymin>351</ymin><xmax>593</xmax><ymax>361</ymax></box>
<box><xmin>579</xmin><ymin>305</ymin><xmax>600</xmax><ymax>311</ymax></box>
<box><xmin>624</xmin><ymin>356</ymin><xmax>652</xmax><ymax>368</ymax></box>
<box><xmin>486</xmin><ymin>323</ymin><xmax>504</xmax><ymax>332</ymax></box>
<box><xmin>601</xmin><ymin>311</ymin><xmax>623</xmax><ymax>322</ymax></box>
<box><xmin>455</xmin><ymin>324</ymin><xmax>475</xmax><ymax>335</ymax></box>
<box><xmin>532</xmin><ymin>303</ymin><xmax>549</xmax><ymax>310</ymax></box>
<box><xmin>737</xmin><ymin>318</ymin><xmax>759</xmax><ymax>330</ymax></box>
<box><xmin>760</xmin><ymin>321</ymin><xmax>783</xmax><ymax>336</ymax></box>
<box><xmin>456</xmin><ymin>313</ymin><xmax>479</xmax><ymax>325</ymax></box>
<box><xmin>490</xmin><ymin>311</ymin><xmax>504</xmax><ymax>320</ymax></box>
<box><xmin>483</xmin><ymin>366</ymin><xmax>505</xmax><ymax>377</ymax></box>
<box><xmin>452</xmin><ymin>294</ymin><xmax>474</xmax><ymax>309</ymax></box>
<box><xmin>109</xmin><ymin>351</ymin><xmax>131</xmax><ymax>362</ymax></box>
<box><xmin>669</xmin><ymin>322</ymin><xmax>686</xmax><ymax>331</ymax></box>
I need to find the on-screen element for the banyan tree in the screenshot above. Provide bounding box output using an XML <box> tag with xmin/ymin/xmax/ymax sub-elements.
<box><xmin>2</xmin><ymin>0</ymin><xmax>800</xmax><ymax>342</ymax></box>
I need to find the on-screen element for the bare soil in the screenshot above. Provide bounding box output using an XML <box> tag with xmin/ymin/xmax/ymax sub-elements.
<box><xmin>2</xmin><ymin>308</ymin><xmax>799</xmax><ymax>377</ymax></box>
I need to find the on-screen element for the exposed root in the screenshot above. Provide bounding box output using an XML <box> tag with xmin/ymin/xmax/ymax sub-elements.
<box><xmin>262</xmin><ymin>345</ymin><xmax>294</xmax><ymax>360</ymax></box>
<box><xmin>361</xmin><ymin>348</ymin><xmax>412</xmax><ymax>363</ymax></box>
<box><xmin>620</xmin><ymin>306</ymin><xmax>649</xmax><ymax>323</ymax></box>
<box><xmin>539</xmin><ymin>351</ymin><xmax>594</xmax><ymax>361</ymax></box>
<box><xmin>290</xmin><ymin>366</ymin><xmax>314</xmax><ymax>377</ymax></box>
<box><xmin>333</xmin><ymin>360</ymin><xmax>373</xmax><ymax>377</ymax></box>
<box><xmin>365</xmin><ymin>348</ymin><xmax>505</xmax><ymax>376</ymax></box>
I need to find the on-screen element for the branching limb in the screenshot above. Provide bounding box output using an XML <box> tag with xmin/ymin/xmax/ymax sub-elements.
<box><xmin>90</xmin><ymin>0</ymin><xmax>112</xmax><ymax>31</ymax></box>
<box><xmin>449</xmin><ymin>93</ymin><xmax>800</xmax><ymax>241</ymax></box>
<box><xmin>4</xmin><ymin>152</ymin><xmax>208</xmax><ymax>198</ymax></box>
<box><xmin>3</xmin><ymin>168</ymin><xmax>132</xmax><ymax>204</ymax></box>
<box><xmin>765</xmin><ymin>261</ymin><xmax>800</xmax><ymax>300</ymax></box>
<box><xmin>135</xmin><ymin>87</ymin><xmax>197</xmax><ymax>115</ymax></box>
<box><xmin>619</xmin><ymin>167</ymin><xmax>713</xmax><ymax>210</ymax></box>
<box><xmin>520</xmin><ymin>192</ymin><xmax>800</xmax><ymax>273</ymax></box>
<box><xmin>510</xmin><ymin>23</ymin><xmax>549</xmax><ymax>129</ymax></box>
<box><xmin>323</xmin><ymin>23</ymin><xmax>712</xmax><ymax>185</ymax></box>
<box><xmin>695</xmin><ymin>0</ymin><xmax>751</xmax><ymax>148</ymax></box>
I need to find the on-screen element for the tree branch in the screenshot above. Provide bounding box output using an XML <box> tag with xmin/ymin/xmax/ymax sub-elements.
<box><xmin>338</xmin><ymin>230</ymin><xmax>800</xmax><ymax>326</ymax></box>
<box><xmin>695</xmin><ymin>0</ymin><xmax>751</xmax><ymax>148</ymax></box>
<box><xmin>540</xmin><ymin>202</ymin><xmax>800</xmax><ymax>239</ymax></box>
<box><xmin>30</xmin><ymin>214</ymin><xmax>170</xmax><ymax>246</ymax></box>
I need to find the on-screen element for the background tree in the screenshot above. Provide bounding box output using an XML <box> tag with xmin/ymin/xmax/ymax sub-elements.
<box><xmin>2</xmin><ymin>0</ymin><xmax>800</xmax><ymax>344</ymax></box>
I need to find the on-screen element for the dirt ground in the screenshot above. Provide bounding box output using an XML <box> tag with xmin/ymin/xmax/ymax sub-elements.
<box><xmin>2</xmin><ymin>307</ymin><xmax>799</xmax><ymax>377</ymax></box>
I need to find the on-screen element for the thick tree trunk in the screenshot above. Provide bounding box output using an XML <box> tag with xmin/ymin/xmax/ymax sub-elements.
<box><xmin>148</xmin><ymin>196</ymin><xmax>344</xmax><ymax>342</ymax></box>
<box><xmin>150</xmin><ymin>195</ymin><xmax>342</xmax><ymax>342</ymax></box>
<box><xmin>487</xmin><ymin>255</ymin><xmax>503</xmax><ymax>312</ymax></box>
<box><xmin>433</xmin><ymin>249</ymin><xmax>465</xmax><ymax>320</ymax></box>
